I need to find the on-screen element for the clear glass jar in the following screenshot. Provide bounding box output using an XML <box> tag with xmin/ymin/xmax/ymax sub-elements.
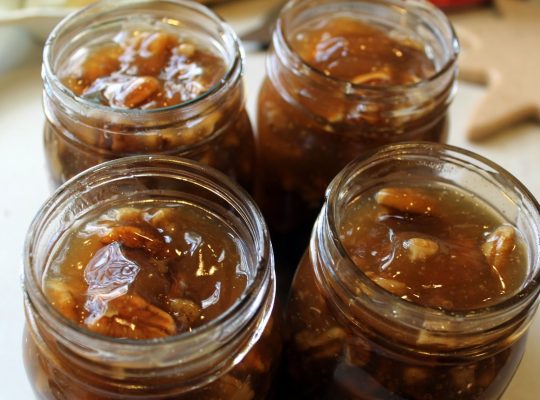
<box><xmin>43</xmin><ymin>0</ymin><xmax>254</xmax><ymax>189</ymax></box>
<box><xmin>23</xmin><ymin>156</ymin><xmax>280</xmax><ymax>399</ymax></box>
<box><xmin>256</xmin><ymin>0</ymin><xmax>459</xmax><ymax>232</ymax></box>
<box><xmin>286</xmin><ymin>143</ymin><xmax>540</xmax><ymax>399</ymax></box>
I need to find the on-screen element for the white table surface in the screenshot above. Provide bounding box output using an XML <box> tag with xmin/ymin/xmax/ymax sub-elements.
<box><xmin>1</xmin><ymin>1</ymin><xmax>539</xmax><ymax>398</ymax></box>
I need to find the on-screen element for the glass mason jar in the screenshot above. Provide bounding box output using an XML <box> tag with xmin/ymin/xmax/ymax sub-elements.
<box><xmin>43</xmin><ymin>0</ymin><xmax>254</xmax><ymax>190</ymax></box>
<box><xmin>256</xmin><ymin>0</ymin><xmax>459</xmax><ymax>232</ymax></box>
<box><xmin>286</xmin><ymin>143</ymin><xmax>540</xmax><ymax>399</ymax></box>
<box><xmin>23</xmin><ymin>156</ymin><xmax>280</xmax><ymax>399</ymax></box>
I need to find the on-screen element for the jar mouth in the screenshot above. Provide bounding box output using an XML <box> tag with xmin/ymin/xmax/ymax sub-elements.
<box><xmin>24</xmin><ymin>155</ymin><xmax>273</xmax><ymax>349</ymax></box>
<box><xmin>276</xmin><ymin>0</ymin><xmax>459</xmax><ymax>94</ymax></box>
<box><xmin>42</xmin><ymin>0</ymin><xmax>244</xmax><ymax>117</ymax></box>
<box><xmin>324</xmin><ymin>142</ymin><xmax>540</xmax><ymax>326</ymax></box>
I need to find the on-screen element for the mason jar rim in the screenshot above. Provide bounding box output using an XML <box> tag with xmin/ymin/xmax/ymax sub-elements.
<box><xmin>23</xmin><ymin>155</ymin><xmax>274</xmax><ymax>351</ymax></box>
<box><xmin>275</xmin><ymin>0</ymin><xmax>459</xmax><ymax>94</ymax></box>
<box><xmin>322</xmin><ymin>142</ymin><xmax>540</xmax><ymax>330</ymax></box>
<box><xmin>42</xmin><ymin>0</ymin><xmax>244</xmax><ymax>118</ymax></box>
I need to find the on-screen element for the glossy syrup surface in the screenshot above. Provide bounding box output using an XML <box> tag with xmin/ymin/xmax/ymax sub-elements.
<box><xmin>60</xmin><ymin>28</ymin><xmax>227</xmax><ymax>109</ymax></box>
<box><xmin>290</xmin><ymin>16</ymin><xmax>436</xmax><ymax>86</ymax></box>
<box><xmin>339</xmin><ymin>184</ymin><xmax>528</xmax><ymax>310</ymax></box>
<box><xmin>43</xmin><ymin>201</ymin><xmax>248</xmax><ymax>339</ymax></box>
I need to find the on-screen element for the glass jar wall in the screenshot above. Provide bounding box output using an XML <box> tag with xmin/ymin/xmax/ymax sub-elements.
<box><xmin>285</xmin><ymin>143</ymin><xmax>540</xmax><ymax>399</ymax></box>
<box><xmin>256</xmin><ymin>0</ymin><xmax>459</xmax><ymax>232</ymax></box>
<box><xmin>23</xmin><ymin>156</ymin><xmax>280</xmax><ymax>399</ymax></box>
<box><xmin>42</xmin><ymin>0</ymin><xmax>254</xmax><ymax>189</ymax></box>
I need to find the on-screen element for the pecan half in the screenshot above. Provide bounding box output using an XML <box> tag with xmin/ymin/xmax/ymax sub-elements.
<box><xmin>375</xmin><ymin>187</ymin><xmax>438</xmax><ymax>216</ymax></box>
<box><xmin>87</xmin><ymin>295</ymin><xmax>176</xmax><ymax>339</ymax></box>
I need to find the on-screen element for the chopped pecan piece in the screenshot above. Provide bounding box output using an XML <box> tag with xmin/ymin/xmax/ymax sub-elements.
<box><xmin>238</xmin><ymin>350</ymin><xmax>268</xmax><ymax>374</ymax></box>
<box><xmin>45</xmin><ymin>280</ymin><xmax>78</xmax><ymax>322</ymax></box>
<box><xmin>295</xmin><ymin>326</ymin><xmax>347</xmax><ymax>352</ymax></box>
<box><xmin>138</xmin><ymin>32</ymin><xmax>175</xmax><ymax>74</ymax></box>
<box><xmin>450</xmin><ymin>365</ymin><xmax>476</xmax><ymax>391</ymax></box>
<box><xmin>352</xmin><ymin>71</ymin><xmax>391</xmax><ymax>85</ymax></box>
<box><xmin>344</xmin><ymin>336</ymin><xmax>371</xmax><ymax>367</ymax></box>
<box><xmin>149</xmin><ymin>208</ymin><xmax>183</xmax><ymax>235</ymax></box>
<box><xmin>106</xmin><ymin>76</ymin><xmax>161</xmax><ymax>109</ymax></box>
<box><xmin>310</xmin><ymin>341</ymin><xmax>343</xmax><ymax>360</ymax></box>
<box><xmin>87</xmin><ymin>294</ymin><xmax>176</xmax><ymax>339</ymax></box>
<box><xmin>371</xmin><ymin>275</ymin><xmax>407</xmax><ymax>296</ymax></box>
<box><xmin>168</xmin><ymin>298</ymin><xmax>201</xmax><ymax>331</ymax></box>
<box><xmin>416</xmin><ymin>320</ymin><xmax>459</xmax><ymax>348</ymax></box>
<box><xmin>216</xmin><ymin>375</ymin><xmax>254</xmax><ymax>400</ymax></box>
<box><xmin>482</xmin><ymin>225</ymin><xmax>516</xmax><ymax>271</ymax></box>
<box><xmin>115</xmin><ymin>207</ymin><xmax>143</xmax><ymax>223</ymax></box>
<box><xmin>404</xmin><ymin>238</ymin><xmax>439</xmax><ymax>262</ymax></box>
<box><xmin>177</xmin><ymin>43</ymin><xmax>196</xmax><ymax>57</ymax></box>
<box><xmin>100</xmin><ymin>225</ymin><xmax>167</xmax><ymax>256</ymax></box>
<box><xmin>403</xmin><ymin>367</ymin><xmax>430</xmax><ymax>386</ymax></box>
<box><xmin>375</xmin><ymin>187</ymin><xmax>438</xmax><ymax>216</ymax></box>
<box><xmin>81</xmin><ymin>44</ymin><xmax>122</xmax><ymax>84</ymax></box>
<box><xmin>477</xmin><ymin>360</ymin><xmax>497</xmax><ymax>389</ymax></box>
